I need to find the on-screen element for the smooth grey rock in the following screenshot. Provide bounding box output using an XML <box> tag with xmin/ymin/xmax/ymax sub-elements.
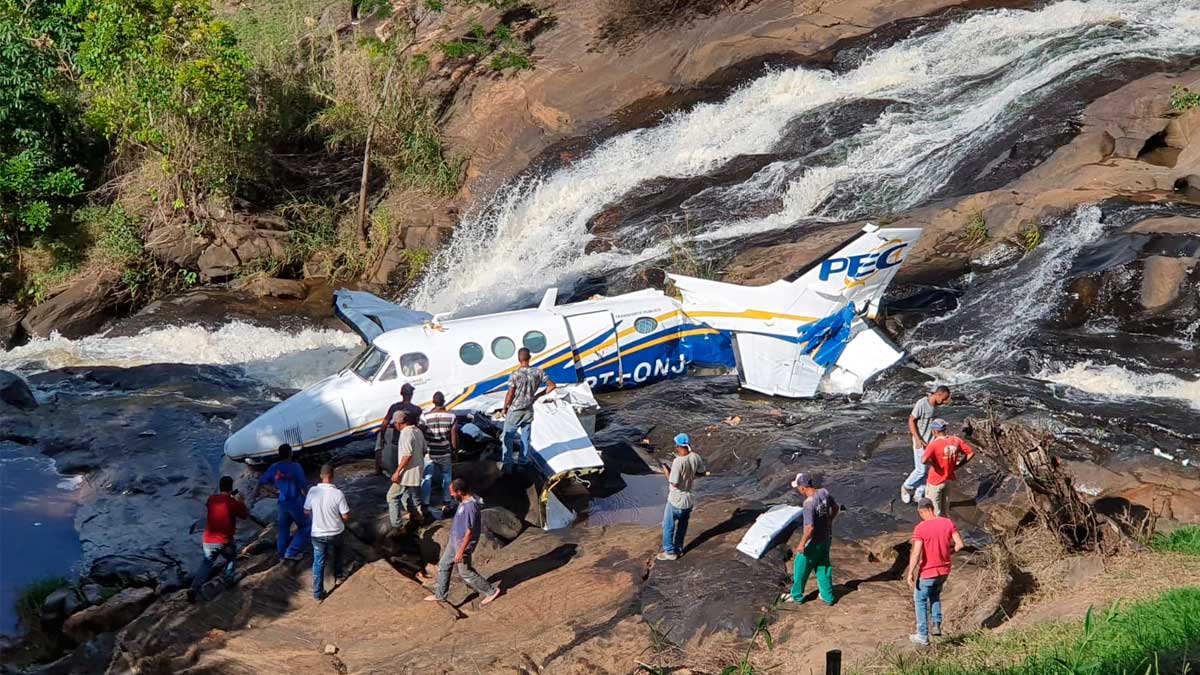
<box><xmin>0</xmin><ymin>370</ymin><xmax>37</xmax><ymax>410</ymax></box>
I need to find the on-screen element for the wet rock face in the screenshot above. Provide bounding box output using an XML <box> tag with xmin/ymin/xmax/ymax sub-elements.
<box><xmin>2</xmin><ymin>364</ymin><xmax>276</xmax><ymax>592</ymax></box>
<box><xmin>61</xmin><ymin>587</ymin><xmax>155</xmax><ymax>644</ymax></box>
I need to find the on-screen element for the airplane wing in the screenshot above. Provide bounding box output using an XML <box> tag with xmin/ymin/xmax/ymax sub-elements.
<box><xmin>333</xmin><ymin>289</ymin><xmax>433</xmax><ymax>342</ymax></box>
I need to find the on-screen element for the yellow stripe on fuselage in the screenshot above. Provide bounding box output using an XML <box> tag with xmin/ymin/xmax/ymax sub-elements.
<box><xmin>686</xmin><ymin>309</ymin><xmax>818</xmax><ymax>323</ymax></box>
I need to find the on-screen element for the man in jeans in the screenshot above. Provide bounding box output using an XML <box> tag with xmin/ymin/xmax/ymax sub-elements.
<box><xmin>901</xmin><ymin>386</ymin><xmax>951</xmax><ymax>504</ymax></box>
<box><xmin>387</xmin><ymin>409</ymin><xmax>426</xmax><ymax>527</ymax></box>
<box><xmin>657</xmin><ymin>433</ymin><xmax>706</xmax><ymax>561</ymax></box>
<box><xmin>305</xmin><ymin>464</ymin><xmax>350</xmax><ymax>601</ymax></box>
<box><xmin>375</xmin><ymin>383</ymin><xmax>421</xmax><ymax>475</ymax></box>
<box><xmin>500</xmin><ymin>348</ymin><xmax>555</xmax><ymax>473</ymax></box>
<box><xmin>421</xmin><ymin>391</ymin><xmax>458</xmax><ymax>515</ymax></box>
<box><xmin>253</xmin><ymin>444</ymin><xmax>310</xmax><ymax>562</ymax></box>
<box><xmin>424</xmin><ymin>478</ymin><xmax>503</xmax><ymax>606</ymax></box>
<box><xmin>906</xmin><ymin>497</ymin><xmax>965</xmax><ymax>645</ymax></box>
<box><xmin>922</xmin><ymin>419</ymin><xmax>975</xmax><ymax>517</ymax></box>
<box><xmin>188</xmin><ymin>476</ymin><xmax>249</xmax><ymax>602</ymax></box>
<box><xmin>781</xmin><ymin>473</ymin><xmax>839</xmax><ymax>605</ymax></box>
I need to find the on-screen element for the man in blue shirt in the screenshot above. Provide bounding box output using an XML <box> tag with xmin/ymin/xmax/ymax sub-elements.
<box><xmin>253</xmin><ymin>444</ymin><xmax>310</xmax><ymax>562</ymax></box>
<box><xmin>423</xmin><ymin>478</ymin><xmax>502</xmax><ymax>606</ymax></box>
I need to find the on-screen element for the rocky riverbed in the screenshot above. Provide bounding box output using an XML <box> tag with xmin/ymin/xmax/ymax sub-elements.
<box><xmin>2</xmin><ymin>0</ymin><xmax>1200</xmax><ymax>673</ymax></box>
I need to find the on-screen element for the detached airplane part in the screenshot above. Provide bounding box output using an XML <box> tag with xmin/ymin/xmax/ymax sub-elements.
<box><xmin>669</xmin><ymin>224</ymin><xmax>921</xmax><ymax>397</ymax></box>
<box><xmin>735</xmin><ymin>505</ymin><xmax>804</xmax><ymax>559</ymax></box>
<box><xmin>225</xmin><ymin>223</ymin><xmax>922</xmax><ymax>463</ymax></box>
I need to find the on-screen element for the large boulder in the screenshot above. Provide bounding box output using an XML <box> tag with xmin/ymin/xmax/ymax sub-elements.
<box><xmin>40</xmin><ymin>586</ymin><xmax>85</xmax><ymax>628</ymax></box>
<box><xmin>61</xmin><ymin>587</ymin><xmax>155</xmax><ymax>644</ymax></box>
<box><xmin>0</xmin><ymin>370</ymin><xmax>37</xmax><ymax>410</ymax></box>
<box><xmin>230</xmin><ymin>275</ymin><xmax>308</xmax><ymax>300</ymax></box>
<box><xmin>481</xmin><ymin>505</ymin><xmax>524</xmax><ymax>541</ymax></box>
<box><xmin>144</xmin><ymin>220</ymin><xmax>208</xmax><ymax>268</ymax></box>
<box><xmin>20</xmin><ymin>269</ymin><xmax>123</xmax><ymax>339</ymax></box>
<box><xmin>197</xmin><ymin>245</ymin><xmax>240</xmax><ymax>281</ymax></box>
<box><xmin>1140</xmin><ymin>255</ymin><xmax>1198</xmax><ymax>310</ymax></box>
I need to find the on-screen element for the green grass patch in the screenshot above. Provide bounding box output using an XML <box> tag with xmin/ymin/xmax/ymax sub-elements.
<box><xmin>14</xmin><ymin>577</ymin><xmax>69</xmax><ymax>631</ymax></box>
<box><xmin>1171</xmin><ymin>86</ymin><xmax>1200</xmax><ymax>112</ymax></box>
<box><xmin>963</xmin><ymin>210</ymin><xmax>989</xmax><ymax>248</ymax></box>
<box><xmin>881</xmin><ymin>586</ymin><xmax>1200</xmax><ymax>674</ymax></box>
<box><xmin>1152</xmin><ymin>526</ymin><xmax>1200</xmax><ymax>557</ymax></box>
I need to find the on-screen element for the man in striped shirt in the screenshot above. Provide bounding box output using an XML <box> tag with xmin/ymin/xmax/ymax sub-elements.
<box><xmin>422</xmin><ymin>391</ymin><xmax>458</xmax><ymax>514</ymax></box>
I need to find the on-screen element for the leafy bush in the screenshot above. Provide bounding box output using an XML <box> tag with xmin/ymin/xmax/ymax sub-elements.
<box><xmin>1152</xmin><ymin>525</ymin><xmax>1200</xmax><ymax>556</ymax></box>
<box><xmin>963</xmin><ymin>210</ymin><xmax>989</xmax><ymax>248</ymax></box>
<box><xmin>438</xmin><ymin>21</ymin><xmax>533</xmax><ymax>71</ymax></box>
<box><xmin>14</xmin><ymin>577</ymin><xmax>70</xmax><ymax>631</ymax></box>
<box><xmin>1171</xmin><ymin>85</ymin><xmax>1200</xmax><ymax>112</ymax></box>
<box><xmin>0</xmin><ymin>0</ymin><xmax>92</xmax><ymax>277</ymax></box>
<box><xmin>1017</xmin><ymin>220</ymin><xmax>1042</xmax><ymax>253</ymax></box>
<box><xmin>69</xmin><ymin>0</ymin><xmax>264</xmax><ymax>199</ymax></box>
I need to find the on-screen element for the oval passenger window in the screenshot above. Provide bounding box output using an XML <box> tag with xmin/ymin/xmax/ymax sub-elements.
<box><xmin>400</xmin><ymin>352</ymin><xmax>430</xmax><ymax>377</ymax></box>
<box><xmin>459</xmin><ymin>342</ymin><xmax>483</xmax><ymax>366</ymax></box>
<box><xmin>634</xmin><ymin>317</ymin><xmax>658</xmax><ymax>334</ymax></box>
<box><xmin>491</xmin><ymin>336</ymin><xmax>516</xmax><ymax>360</ymax></box>
<box><xmin>522</xmin><ymin>330</ymin><xmax>547</xmax><ymax>353</ymax></box>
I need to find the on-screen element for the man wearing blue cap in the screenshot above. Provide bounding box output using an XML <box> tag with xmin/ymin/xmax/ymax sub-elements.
<box><xmin>657</xmin><ymin>433</ymin><xmax>706</xmax><ymax>561</ymax></box>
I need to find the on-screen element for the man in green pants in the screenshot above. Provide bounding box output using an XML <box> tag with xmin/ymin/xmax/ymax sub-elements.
<box><xmin>782</xmin><ymin>472</ymin><xmax>839</xmax><ymax>605</ymax></box>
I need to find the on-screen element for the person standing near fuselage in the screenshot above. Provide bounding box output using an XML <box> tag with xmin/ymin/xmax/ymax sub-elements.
<box><xmin>501</xmin><ymin>348</ymin><xmax>555</xmax><ymax>473</ymax></box>
<box><xmin>901</xmin><ymin>386</ymin><xmax>950</xmax><ymax>504</ymax></box>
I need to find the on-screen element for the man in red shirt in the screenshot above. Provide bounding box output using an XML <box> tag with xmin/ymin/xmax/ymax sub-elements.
<box><xmin>906</xmin><ymin>497</ymin><xmax>965</xmax><ymax>645</ymax></box>
<box><xmin>921</xmin><ymin>419</ymin><xmax>975</xmax><ymax>517</ymax></box>
<box><xmin>189</xmin><ymin>476</ymin><xmax>250</xmax><ymax>602</ymax></box>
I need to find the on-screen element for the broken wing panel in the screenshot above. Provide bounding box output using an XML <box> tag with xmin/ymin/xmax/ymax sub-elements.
<box><xmin>333</xmin><ymin>289</ymin><xmax>433</xmax><ymax>343</ymax></box>
<box><xmin>529</xmin><ymin>392</ymin><xmax>604</xmax><ymax>478</ymax></box>
<box><xmin>824</xmin><ymin>323</ymin><xmax>907</xmax><ymax>394</ymax></box>
<box><xmin>735</xmin><ymin>505</ymin><xmax>804</xmax><ymax>559</ymax></box>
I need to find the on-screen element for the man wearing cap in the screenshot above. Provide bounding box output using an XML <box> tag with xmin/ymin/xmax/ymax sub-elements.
<box><xmin>906</xmin><ymin>496</ymin><xmax>965</xmax><ymax>645</ymax></box>
<box><xmin>901</xmin><ymin>386</ymin><xmax>951</xmax><ymax>504</ymax></box>
<box><xmin>921</xmin><ymin>419</ymin><xmax>975</xmax><ymax>517</ymax></box>
<box><xmin>782</xmin><ymin>473</ymin><xmax>839</xmax><ymax>605</ymax></box>
<box><xmin>657</xmin><ymin>433</ymin><xmax>706</xmax><ymax>561</ymax></box>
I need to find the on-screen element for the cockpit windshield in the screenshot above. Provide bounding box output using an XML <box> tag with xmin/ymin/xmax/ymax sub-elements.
<box><xmin>347</xmin><ymin>345</ymin><xmax>390</xmax><ymax>381</ymax></box>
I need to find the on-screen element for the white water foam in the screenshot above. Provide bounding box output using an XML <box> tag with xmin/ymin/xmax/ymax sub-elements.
<box><xmin>0</xmin><ymin>321</ymin><xmax>361</xmax><ymax>390</ymax></box>
<box><xmin>909</xmin><ymin>204</ymin><xmax>1106</xmax><ymax>373</ymax></box>
<box><xmin>409</xmin><ymin>0</ymin><xmax>1200</xmax><ymax>313</ymax></box>
<box><xmin>1039</xmin><ymin>361</ymin><xmax>1200</xmax><ymax>411</ymax></box>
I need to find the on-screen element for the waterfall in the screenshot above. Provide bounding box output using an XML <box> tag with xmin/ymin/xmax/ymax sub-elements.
<box><xmin>408</xmin><ymin>0</ymin><xmax>1200</xmax><ymax>315</ymax></box>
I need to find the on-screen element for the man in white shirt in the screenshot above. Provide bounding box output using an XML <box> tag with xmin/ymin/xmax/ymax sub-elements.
<box><xmin>304</xmin><ymin>463</ymin><xmax>350</xmax><ymax>601</ymax></box>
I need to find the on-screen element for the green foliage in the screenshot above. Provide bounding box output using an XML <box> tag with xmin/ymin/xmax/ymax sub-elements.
<box><xmin>1171</xmin><ymin>86</ymin><xmax>1200</xmax><ymax>112</ymax></box>
<box><xmin>69</xmin><ymin>0</ymin><xmax>262</xmax><ymax>197</ymax></box>
<box><xmin>721</xmin><ymin>602</ymin><xmax>776</xmax><ymax>675</ymax></box>
<box><xmin>14</xmin><ymin>577</ymin><xmax>69</xmax><ymax>631</ymax></box>
<box><xmin>1152</xmin><ymin>526</ymin><xmax>1200</xmax><ymax>557</ymax></box>
<box><xmin>309</xmin><ymin>48</ymin><xmax>462</xmax><ymax>195</ymax></box>
<box><xmin>1017</xmin><ymin>220</ymin><xmax>1042</xmax><ymax>253</ymax></box>
<box><xmin>885</xmin><ymin>586</ymin><xmax>1200</xmax><ymax>674</ymax></box>
<box><xmin>437</xmin><ymin>21</ymin><xmax>533</xmax><ymax>71</ymax></box>
<box><xmin>963</xmin><ymin>210</ymin><xmax>989</xmax><ymax>248</ymax></box>
<box><xmin>78</xmin><ymin>203</ymin><xmax>196</xmax><ymax>300</ymax></box>
<box><xmin>0</xmin><ymin>0</ymin><xmax>90</xmax><ymax>272</ymax></box>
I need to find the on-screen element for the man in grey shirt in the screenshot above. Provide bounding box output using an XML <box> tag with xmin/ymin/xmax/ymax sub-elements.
<box><xmin>501</xmin><ymin>348</ymin><xmax>555</xmax><ymax>473</ymax></box>
<box><xmin>387</xmin><ymin>409</ymin><xmax>427</xmax><ymax>527</ymax></box>
<box><xmin>901</xmin><ymin>385</ymin><xmax>950</xmax><ymax>504</ymax></box>
<box><xmin>657</xmin><ymin>433</ymin><xmax>706</xmax><ymax>561</ymax></box>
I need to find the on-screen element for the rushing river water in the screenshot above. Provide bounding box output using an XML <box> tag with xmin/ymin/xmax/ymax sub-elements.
<box><xmin>1</xmin><ymin>0</ymin><xmax>1198</xmax><ymax>641</ymax></box>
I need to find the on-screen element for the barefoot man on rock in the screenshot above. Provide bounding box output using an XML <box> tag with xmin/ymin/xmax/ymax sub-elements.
<box><xmin>425</xmin><ymin>478</ymin><xmax>502</xmax><ymax>607</ymax></box>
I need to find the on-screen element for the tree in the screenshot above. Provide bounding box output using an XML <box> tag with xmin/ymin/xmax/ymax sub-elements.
<box><xmin>0</xmin><ymin>0</ymin><xmax>88</xmax><ymax>275</ymax></box>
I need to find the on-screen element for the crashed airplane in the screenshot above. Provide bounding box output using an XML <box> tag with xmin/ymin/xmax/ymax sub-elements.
<box><xmin>225</xmin><ymin>223</ymin><xmax>921</xmax><ymax>464</ymax></box>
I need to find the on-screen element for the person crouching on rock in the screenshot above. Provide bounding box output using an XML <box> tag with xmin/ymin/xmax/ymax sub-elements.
<box><xmin>424</xmin><ymin>478</ymin><xmax>502</xmax><ymax>607</ymax></box>
<box><xmin>921</xmin><ymin>419</ymin><xmax>975</xmax><ymax>518</ymax></box>
<box><xmin>305</xmin><ymin>463</ymin><xmax>350</xmax><ymax>601</ymax></box>
<box><xmin>188</xmin><ymin>475</ymin><xmax>249</xmax><ymax>603</ymax></box>
<box><xmin>657</xmin><ymin>433</ymin><xmax>706</xmax><ymax>562</ymax></box>
<box><xmin>781</xmin><ymin>472</ymin><xmax>839</xmax><ymax>605</ymax></box>
<box><xmin>388</xmin><ymin>409</ymin><xmax>427</xmax><ymax>527</ymax></box>
<box><xmin>252</xmin><ymin>443</ymin><xmax>311</xmax><ymax>564</ymax></box>
<box><xmin>906</xmin><ymin>496</ymin><xmax>965</xmax><ymax>646</ymax></box>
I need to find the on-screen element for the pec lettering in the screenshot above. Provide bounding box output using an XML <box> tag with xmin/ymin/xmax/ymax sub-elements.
<box><xmin>818</xmin><ymin>243</ymin><xmax>908</xmax><ymax>281</ymax></box>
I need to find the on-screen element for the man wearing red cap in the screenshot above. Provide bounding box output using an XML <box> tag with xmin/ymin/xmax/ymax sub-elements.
<box><xmin>781</xmin><ymin>473</ymin><xmax>839</xmax><ymax>605</ymax></box>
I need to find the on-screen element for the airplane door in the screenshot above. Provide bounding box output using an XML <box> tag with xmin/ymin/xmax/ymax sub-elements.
<box><xmin>564</xmin><ymin>311</ymin><xmax>622</xmax><ymax>384</ymax></box>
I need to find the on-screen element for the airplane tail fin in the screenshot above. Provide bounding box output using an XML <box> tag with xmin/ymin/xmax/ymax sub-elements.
<box><xmin>784</xmin><ymin>224</ymin><xmax>923</xmax><ymax>318</ymax></box>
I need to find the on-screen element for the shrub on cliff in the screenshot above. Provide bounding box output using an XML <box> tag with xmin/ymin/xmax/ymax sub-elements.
<box><xmin>69</xmin><ymin>0</ymin><xmax>265</xmax><ymax>203</ymax></box>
